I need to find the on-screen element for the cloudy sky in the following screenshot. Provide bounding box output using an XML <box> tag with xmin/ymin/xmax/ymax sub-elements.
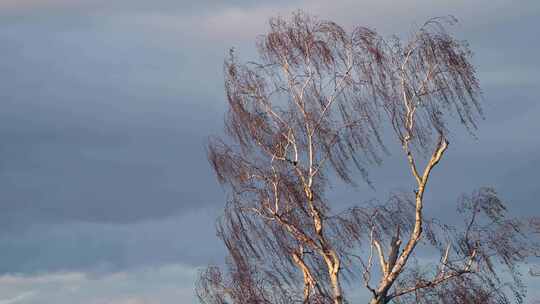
<box><xmin>0</xmin><ymin>0</ymin><xmax>539</xmax><ymax>303</ymax></box>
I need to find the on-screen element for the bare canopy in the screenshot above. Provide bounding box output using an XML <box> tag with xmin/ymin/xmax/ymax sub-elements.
<box><xmin>197</xmin><ymin>11</ymin><xmax>532</xmax><ymax>304</ymax></box>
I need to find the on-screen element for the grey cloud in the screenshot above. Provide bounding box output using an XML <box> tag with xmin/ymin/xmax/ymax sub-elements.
<box><xmin>0</xmin><ymin>263</ymin><xmax>200</xmax><ymax>304</ymax></box>
<box><xmin>0</xmin><ymin>208</ymin><xmax>222</xmax><ymax>274</ymax></box>
<box><xmin>0</xmin><ymin>0</ymin><xmax>299</xmax><ymax>16</ymax></box>
<box><xmin>0</xmin><ymin>16</ymin><xmax>226</xmax><ymax>229</ymax></box>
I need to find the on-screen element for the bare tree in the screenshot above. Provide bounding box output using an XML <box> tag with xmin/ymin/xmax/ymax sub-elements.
<box><xmin>197</xmin><ymin>11</ymin><xmax>532</xmax><ymax>304</ymax></box>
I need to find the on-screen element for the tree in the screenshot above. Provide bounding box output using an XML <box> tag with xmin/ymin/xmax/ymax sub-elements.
<box><xmin>197</xmin><ymin>11</ymin><xmax>532</xmax><ymax>304</ymax></box>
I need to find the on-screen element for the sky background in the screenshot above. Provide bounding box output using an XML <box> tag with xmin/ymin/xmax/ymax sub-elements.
<box><xmin>0</xmin><ymin>1</ymin><xmax>539</xmax><ymax>303</ymax></box>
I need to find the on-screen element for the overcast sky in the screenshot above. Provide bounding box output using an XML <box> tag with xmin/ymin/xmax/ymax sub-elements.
<box><xmin>0</xmin><ymin>1</ymin><xmax>539</xmax><ymax>303</ymax></box>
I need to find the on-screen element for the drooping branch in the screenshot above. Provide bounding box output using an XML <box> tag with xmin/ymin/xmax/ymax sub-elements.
<box><xmin>198</xmin><ymin>11</ymin><xmax>531</xmax><ymax>304</ymax></box>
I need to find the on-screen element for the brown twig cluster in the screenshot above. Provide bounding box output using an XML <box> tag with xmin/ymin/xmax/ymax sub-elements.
<box><xmin>197</xmin><ymin>11</ymin><xmax>532</xmax><ymax>304</ymax></box>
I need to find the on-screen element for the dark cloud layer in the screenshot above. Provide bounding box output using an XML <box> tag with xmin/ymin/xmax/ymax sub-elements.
<box><xmin>0</xmin><ymin>15</ymin><xmax>226</xmax><ymax>230</ymax></box>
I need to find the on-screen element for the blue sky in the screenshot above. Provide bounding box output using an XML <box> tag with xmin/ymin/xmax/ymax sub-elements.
<box><xmin>0</xmin><ymin>0</ymin><xmax>539</xmax><ymax>303</ymax></box>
